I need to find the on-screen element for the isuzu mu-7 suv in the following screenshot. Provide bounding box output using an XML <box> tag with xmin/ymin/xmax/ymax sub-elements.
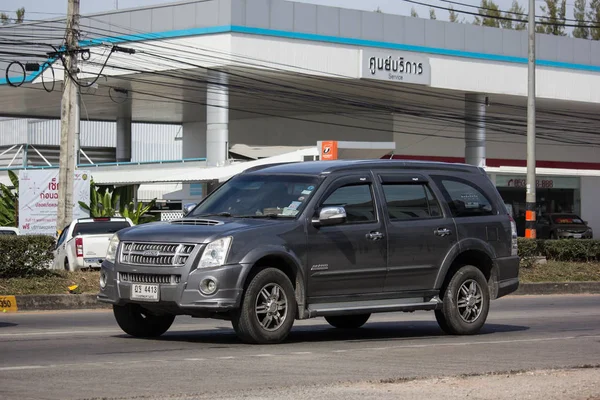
<box><xmin>98</xmin><ymin>159</ymin><xmax>520</xmax><ymax>344</ymax></box>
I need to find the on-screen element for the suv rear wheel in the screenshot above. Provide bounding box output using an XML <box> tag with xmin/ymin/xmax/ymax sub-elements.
<box><xmin>113</xmin><ymin>304</ymin><xmax>175</xmax><ymax>338</ymax></box>
<box><xmin>232</xmin><ymin>268</ymin><xmax>297</xmax><ymax>344</ymax></box>
<box><xmin>435</xmin><ymin>265</ymin><xmax>490</xmax><ymax>335</ymax></box>
<box><xmin>325</xmin><ymin>314</ymin><xmax>371</xmax><ymax>329</ymax></box>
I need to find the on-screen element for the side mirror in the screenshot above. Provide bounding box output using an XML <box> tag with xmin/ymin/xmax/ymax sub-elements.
<box><xmin>313</xmin><ymin>206</ymin><xmax>347</xmax><ymax>227</ymax></box>
<box><xmin>183</xmin><ymin>203</ymin><xmax>197</xmax><ymax>217</ymax></box>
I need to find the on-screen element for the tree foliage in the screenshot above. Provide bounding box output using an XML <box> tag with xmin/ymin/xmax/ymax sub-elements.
<box><xmin>1</xmin><ymin>7</ymin><xmax>25</xmax><ymax>25</ymax></box>
<box><xmin>588</xmin><ymin>0</ymin><xmax>600</xmax><ymax>39</ymax></box>
<box><xmin>573</xmin><ymin>0</ymin><xmax>590</xmax><ymax>38</ymax></box>
<box><xmin>473</xmin><ymin>0</ymin><xmax>502</xmax><ymax>28</ymax></box>
<box><xmin>537</xmin><ymin>0</ymin><xmax>567</xmax><ymax>35</ymax></box>
<box><xmin>411</xmin><ymin>7</ymin><xmax>419</xmax><ymax>18</ymax></box>
<box><xmin>501</xmin><ymin>0</ymin><xmax>527</xmax><ymax>30</ymax></box>
<box><xmin>0</xmin><ymin>171</ymin><xmax>19</xmax><ymax>227</ymax></box>
<box><xmin>448</xmin><ymin>5</ymin><xmax>462</xmax><ymax>22</ymax></box>
<box><xmin>429</xmin><ymin>8</ymin><xmax>437</xmax><ymax>19</ymax></box>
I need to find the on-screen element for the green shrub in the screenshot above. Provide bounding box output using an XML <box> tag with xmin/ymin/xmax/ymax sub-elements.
<box><xmin>517</xmin><ymin>238</ymin><xmax>600</xmax><ymax>263</ymax></box>
<box><xmin>0</xmin><ymin>235</ymin><xmax>56</xmax><ymax>278</ymax></box>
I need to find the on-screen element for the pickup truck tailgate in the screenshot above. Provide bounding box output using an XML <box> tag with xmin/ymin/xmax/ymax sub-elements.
<box><xmin>79</xmin><ymin>234</ymin><xmax>114</xmax><ymax>264</ymax></box>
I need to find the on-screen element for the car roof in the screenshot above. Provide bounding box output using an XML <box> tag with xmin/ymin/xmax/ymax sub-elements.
<box><xmin>75</xmin><ymin>217</ymin><xmax>129</xmax><ymax>223</ymax></box>
<box><xmin>242</xmin><ymin>159</ymin><xmax>483</xmax><ymax>176</ymax></box>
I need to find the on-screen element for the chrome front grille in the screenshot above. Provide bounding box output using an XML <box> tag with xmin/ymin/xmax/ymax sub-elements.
<box><xmin>119</xmin><ymin>272</ymin><xmax>181</xmax><ymax>284</ymax></box>
<box><xmin>120</xmin><ymin>242</ymin><xmax>196</xmax><ymax>267</ymax></box>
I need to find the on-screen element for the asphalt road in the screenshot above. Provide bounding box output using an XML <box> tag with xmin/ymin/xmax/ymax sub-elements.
<box><xmin>1</xmin><ymin>295</ymin><xmax>599</xmax><ymax>400</ymax></box>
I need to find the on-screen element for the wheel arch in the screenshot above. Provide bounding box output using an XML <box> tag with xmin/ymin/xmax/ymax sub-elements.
<box><xmin>238</xmin><ymin>248</ymin><xmax>308</xmax><ymax>319</ymax></box>
<box><xmin>436</xmin><ymin>239</ymin><xmax>499</xmax><ymax>300</ymax></box>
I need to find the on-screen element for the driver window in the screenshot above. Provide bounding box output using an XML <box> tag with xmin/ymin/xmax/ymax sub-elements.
<box><xmin>56</xmin><ymin>226</ymin><xmax>69</xmax><ymax>247</ymax></box>
<box><xmin>322</xmin><ymin>183</ymin><xmax>376</xmax><ymax>223</ymax></box>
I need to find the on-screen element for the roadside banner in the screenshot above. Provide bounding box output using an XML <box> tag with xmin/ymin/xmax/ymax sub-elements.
<box><xmin>18</xmin><ymin>170</ymin><xmax>91</xmax><ymax>236</ymax></box>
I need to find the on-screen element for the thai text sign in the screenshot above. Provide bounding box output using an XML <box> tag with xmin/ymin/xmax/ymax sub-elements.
<box><xmin>359</xmin><ymin>49</ymin><xmax>431</xmax><ymax>85</ymax></box>
<box><xmin>18</xmin><ymin>170</ymin><xmax>91</xmax><ymax>236</ymax></box>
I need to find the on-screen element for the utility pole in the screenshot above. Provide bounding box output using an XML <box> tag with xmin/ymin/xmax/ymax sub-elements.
<box><xmin>525</xmin><ymin>0</ymin><xmax>537</xmax><ymax>239</ymax></box>
<box><xmin>56</xmin><ymin>0</ymin><xmax>80</xmax><ymax>234</ymax></box>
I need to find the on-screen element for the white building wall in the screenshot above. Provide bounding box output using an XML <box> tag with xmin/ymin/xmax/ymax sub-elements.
<box><xmin>0</xmin><ymin>118</ymin><xmax>27</xmax><ymax>146</ymax></box>
<box><xmin>230</xmin><ymin>113</ymin><xmax>393</xmax><ymax>147</ymax></box>
<box><xmin>580</xmin><ymin>177</ymin><xmax>600</xmax><ymax>237</ymax></box>
<box><xmin>392</xmin><ymin>114</ymin><xmax>600</xmax><ymax>164</ymax></box>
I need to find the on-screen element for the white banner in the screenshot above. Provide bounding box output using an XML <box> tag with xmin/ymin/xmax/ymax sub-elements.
<box><xmin>18</xmin><ymin>170</ymin><xmax>91</xmax><ymax>236</ymax></box>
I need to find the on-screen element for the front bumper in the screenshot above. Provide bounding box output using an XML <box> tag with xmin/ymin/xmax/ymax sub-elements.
<box><xmin>556</xmin><ymin>231</ymin><xmax>593</xmax><ymax>239</ymax></box>
<box><xmin>97</xmin><ymin>260</ymin><xmax>252</xmax><ymax>315</ymax></box>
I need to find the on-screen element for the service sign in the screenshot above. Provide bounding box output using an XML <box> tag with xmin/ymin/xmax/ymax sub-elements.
<box><xmin>359</xmin><ymin>49</ymin><xmax>431</xmax><ymax>86</ymax></box>
<box><xmin>18</xmin><ymin>170</ymin><xmax>91</xmax><ymax>236</ymax></box>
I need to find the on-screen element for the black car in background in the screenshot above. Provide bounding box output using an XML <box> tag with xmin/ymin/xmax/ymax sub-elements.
<box><xmin>536</xmin><ymin>213</ymin><xmax>594</xmax><ymax>239</ymax></box>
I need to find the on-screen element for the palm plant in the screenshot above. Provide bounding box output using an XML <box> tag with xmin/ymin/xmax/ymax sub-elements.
<box><xmin>0</xmin><ymin>171</ymin><xmax>19</xmax><ymax>227</ymax></box>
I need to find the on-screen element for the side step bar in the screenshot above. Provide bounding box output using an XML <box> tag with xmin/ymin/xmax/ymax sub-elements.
<box><xmin>307</xmin><ymin>296</ymin><xmax>442</xmax><ymax>318</ymax></box>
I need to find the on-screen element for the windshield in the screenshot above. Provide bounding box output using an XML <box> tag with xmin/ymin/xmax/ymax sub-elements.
<box><xmin>552</xmin><ymin>215</ymin><xmax>584</xmax><ymax>225</ymax></box>
<box><xmin>189</xmin><ymin>174</ymin><xmax>321</xmax><ymax>218</ymax></box>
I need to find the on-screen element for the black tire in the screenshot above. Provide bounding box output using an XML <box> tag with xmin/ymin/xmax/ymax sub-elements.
<box><xmin>435</xmin><ymin>265</ymin><xmax>490</xmax><ymax>335</ymax></box>
<box><xmin>325</xmin><ymin>314</ymin><xmax>371</xmax><ymax>329</ymax></box>
<box><xmin>113</xmin><ymin>304</ymin><xmax>175</xmax><ymax>338</ymax></box>
<box><xmin>64</xmin><ymin>258</ymin><xmax>71</xmax><ymax>272</ymax></box>
<box><xmin>231</xmin><ymin>268</ymin><xmax>297</xmax><ymax>344</ymax></box>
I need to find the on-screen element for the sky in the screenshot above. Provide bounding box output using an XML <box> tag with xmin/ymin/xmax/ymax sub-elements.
<box><xmin>1</xmin><ymin>0</ymin><xmax>562</xmax><ymax>25</ymax></box>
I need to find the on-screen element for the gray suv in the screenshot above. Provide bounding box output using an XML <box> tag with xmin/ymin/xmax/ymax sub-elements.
<box><xmin>98</xmin><ymin>160</ymin><xmax>520</xmax><ymax>344</ymax></box>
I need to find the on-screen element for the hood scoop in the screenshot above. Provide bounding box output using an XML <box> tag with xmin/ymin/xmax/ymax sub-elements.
<box><xmin>169</xmin><ymin>219</ymin><xmax>224</xmax><ymax>226</ymax></box>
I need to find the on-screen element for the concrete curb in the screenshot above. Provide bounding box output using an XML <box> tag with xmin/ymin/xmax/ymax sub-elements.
<box><xmin>12</xmin><ymin>294</ymin><xmax>110</xmax><ymax>312</ymax></box>
<box><xmin>3</xmin><ymin>282</ymin><xmax>600</xmax><ymax>312</ymax></box>
<box><xmin>513</xmin><ymin>282</ymin><xmax>600</xmax><ymax>295</ymax></box>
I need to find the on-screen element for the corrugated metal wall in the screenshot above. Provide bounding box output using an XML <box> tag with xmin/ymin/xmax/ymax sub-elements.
<box><xmin>0</xmin><ymin>118</ymin><xmax>182</xmax><ymax>163</ymax></box>
<box><xmin>132</xmin><ymin>123</ymin><xmax>182</xmax><ymax>162</ymax></box>
<box><xmin>0</xmin><ymin>118</ymin><xmax>27</xmax><ymax>146</ymax></box>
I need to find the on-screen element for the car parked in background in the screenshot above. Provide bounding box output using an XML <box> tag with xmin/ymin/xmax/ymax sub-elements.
<box><xmin>0</xmin><ymin>227</ymin><xmax>19</xmax><ymax>235</ymax></box>
<box><xmin>536</xmin><ymin>213</ymin><xmax>594</xmax><ymax>239</ymax></box>
<box><xmin>53</xmin><ymin>217</ymin><xmax>134</xmax><ymax>271</ymax></box>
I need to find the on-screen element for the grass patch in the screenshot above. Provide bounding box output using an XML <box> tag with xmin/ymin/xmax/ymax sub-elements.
<box><xmin>520</xmin><ymin>261</ymin><xmax>600</xmax><ymax>283</ymax></box>
<box><xmin>0</xmin><ymin>270</ymin><xmax>100</xmax><ymax>295</ymax></box>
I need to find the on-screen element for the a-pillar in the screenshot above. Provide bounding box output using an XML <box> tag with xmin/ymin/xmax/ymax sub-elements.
<box><xmin>116</xmin><ymin>116</ymin><xmax>132</xmax><ymax>162</ymax></box>
<box><xmin>206</xmin><ymin>70</ymin><xmax>229</xmax><ymax>167</ymax></box>
<box><xmin>464</xmin><ymin>93</ymin><xmax>487</xmax><ymax>168</ymax></box>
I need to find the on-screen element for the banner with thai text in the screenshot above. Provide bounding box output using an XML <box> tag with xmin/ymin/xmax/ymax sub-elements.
<box><xmin>18</xmin><ymin>170</ymin><xmax>91</xmax><ymax>236</ymax></box>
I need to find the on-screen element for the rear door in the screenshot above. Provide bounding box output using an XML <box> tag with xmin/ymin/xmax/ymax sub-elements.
<box><xmin>374</xmin><ymin>172</ymin><xmax>457</xmax><ymax>293</ymax></box>
<box><xmin>429</xmin><ymin>173</ymin><xmax>511</xmax><ymax>258</ymax></box>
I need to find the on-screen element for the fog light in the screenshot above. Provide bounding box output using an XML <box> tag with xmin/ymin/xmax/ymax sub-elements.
<box><xmin>200</xmin><ymin>278</ymin><xmax>217</xmax><ymax>295</ymax></box>
<box><xmin>99</xmin><ymin>271</ymin><xmax>107</xmax><ymax>290</ymax></box>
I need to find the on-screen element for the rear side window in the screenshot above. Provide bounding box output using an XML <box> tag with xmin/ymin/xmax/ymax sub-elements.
<box><xmin>382</xmin><ymin>184</ymin><xmax>441</xmax><ymax>220</ymax></box>
<box><xmin>322</xmin><ymin>183</ymin><xmax>376</xmax><ymax>223</ymax></box>
<box><xmin>433</xmin><ymin>177</ymin><xmax>495</xmax><ymax>218</ymax></box>
<box><xmin>72</xmin><ymin>221</ymin><xmax>130</xmax><ymax>236</ymax></box>
<box><xmin>0</xmin><ymin>230</ymin><xmax>16</xmax><ymax>235</ymax></box>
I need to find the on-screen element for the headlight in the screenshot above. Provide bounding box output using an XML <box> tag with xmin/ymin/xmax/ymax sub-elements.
<box><xmin>199</xmin><ymin>237</ymin><xmax>232</xmax><ymax>269</ymax></box>
<box><xmin>105</xmin><ymin>234</ymin><xmax>120</xmax><ymax>263</ymax></box>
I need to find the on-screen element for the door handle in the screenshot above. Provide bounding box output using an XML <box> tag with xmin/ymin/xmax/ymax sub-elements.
<box><xmin>366</xmin><ymin>232</ymin><xmax>384</xmax><ymax>241</ymax></box>
<box><xmin>434</xmin><ymin>228</ymin><xmax>452</xmax><ymax>237</ymax></box>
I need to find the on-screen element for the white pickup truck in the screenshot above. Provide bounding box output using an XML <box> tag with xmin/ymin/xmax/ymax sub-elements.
<box><xmin>53</xmin><ymin>217</ymin><xmax>134</xmax><ymax>271</ymax></box>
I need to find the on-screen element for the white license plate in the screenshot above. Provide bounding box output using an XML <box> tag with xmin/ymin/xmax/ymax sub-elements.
<box><xmin>131</xmin><ymin>284</ymin><xmax>159</xmax><ymax>302</ymax></box>
<box><xmin>573</xmin><ymin>234</ymin><xmax>582</xmax><ymax>239</ymax></box>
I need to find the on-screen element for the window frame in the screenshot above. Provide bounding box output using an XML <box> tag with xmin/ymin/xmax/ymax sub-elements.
<box><xmin>317</xmin><ymin>175</ymin><xmax>379</xmax><ymax>226</ymax></box>
<box><xmin>430</xmin><ymin>175</ymin><xmax>498</xmax><ymax>218</ymax></box>
<box><xmin>380</xmin><ymin>182</ymin><xmax>444</xmax><ymax>222</ymax></box>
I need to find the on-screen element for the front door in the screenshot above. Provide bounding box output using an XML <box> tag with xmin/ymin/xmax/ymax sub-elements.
<box><xmin>306</xmin><ymin>173</ymin><xmax>388</xmax><ymax>299</ymax></box>
<box><xmin>375</xmin><ymin>173</ymin><xmax>457</xmax><ymax>293</ymax></box>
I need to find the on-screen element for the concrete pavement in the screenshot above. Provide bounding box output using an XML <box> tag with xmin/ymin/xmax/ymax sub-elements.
<box><xmin>0</xmin><ymin>295</ymin><xmax>599</xmax><ymax>400</ymax></box>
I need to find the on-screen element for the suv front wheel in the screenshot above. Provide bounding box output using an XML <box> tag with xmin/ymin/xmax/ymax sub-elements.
<box><xmin>113</xmin><ymin>304</ymin><xmax>175</xmax><ymax>338</ymax></box>
<box><xmin>232</xmin><ymin>268</ymin><xmax>297</xmax><ymax>344</ymax></box>
<box><xmin>435</xmin><ymin>265</ymin><xmax>490</xmax><ymax>335</ymax></box>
